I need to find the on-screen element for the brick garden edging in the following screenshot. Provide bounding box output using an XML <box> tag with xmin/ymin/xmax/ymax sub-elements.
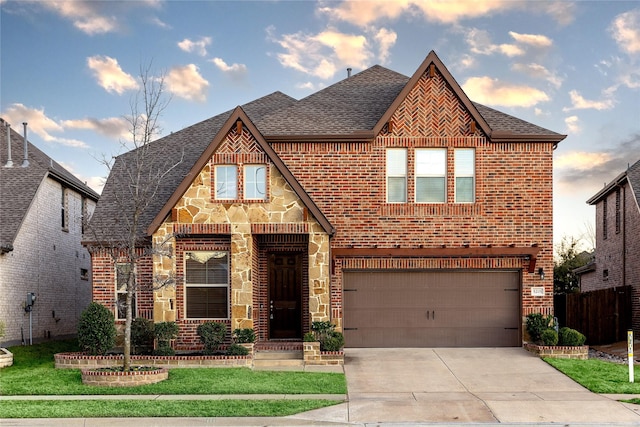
<box><xmin>303</xmin><ymin>342</ymin><xmax>344</xmax><ymax>366</ymax></box>
<box><xmin>0</xmin><ymin>348</ymin><xmax>13</xmax><ymax>368</ymax></box>
<box><xmin>81</xmin><ymin>367</ymin><xmax>168</xmax><ymax>387</ymax></box>
<box><xmin>55</xmin><ymin>352</ymin><xmax>252</xmax><ymax>369</ymax></box>
<box><xmin>525</xmin><ymin>343</ymin><xmax>589</xmax><ymax>360</ymax></box>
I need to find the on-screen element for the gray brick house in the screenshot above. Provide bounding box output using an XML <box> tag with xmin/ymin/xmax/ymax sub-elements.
<box><xmin>0</xmin><ymin>118</ymin><xmax>99</xmax><ymax>346</ymax></box>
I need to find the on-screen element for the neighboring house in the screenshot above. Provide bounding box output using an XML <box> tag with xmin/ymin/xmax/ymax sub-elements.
<box><xmin>87</xmin><ymin>51</ymin><xmax>565</xmax><ymax>349</ymax></box>
<box><xmin>577</xmin><ymin>159</ymin><xmax>640</xmax><ymax>331</ymax></box>
<box><xmin>0</xmin><ymin>118</ymin><xmax>99</xmax><ymax>346</ymax></box>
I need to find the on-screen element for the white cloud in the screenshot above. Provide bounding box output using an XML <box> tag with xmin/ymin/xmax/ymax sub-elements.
<box><xmin>609</xmin><ymin>9</ymin><xmax>640</xmax><ymax>55</ymax></box>
<box><xmin>296</xmin><ymin>82</ymin><xmax>320</xmax><ymax>91</ymax></box>
<box><xmin>149</xmin><ymin>16</ymin><xmax>171</xmax><ymax>30</ymax></box>
<box><xmin>211</xmin><ymin>57</ymin><xmax>248</xmax><ymax>82</ymax></box>
<box><xmin>564</xmin><ymin>116</ymin><xmax>581</xmax><ymax>135</ymax></box>
<box><xmin>166</xmin><ymin>64</ymin><xmax>209</xmax><ymax>102</ymax></box>
<box><xmin>538</xmin><ymin>1</ymin><xmax>576</xmax><ymax>26</ymax></box>
<box><xmin>373</xmin><ymin>28</ymin><xmax>397</xmax><ymax>64</ymax></box>
<box><xmin>268</xmin><ymin>26</ymin><xmax>372</xmax><ymax>79</ymax></box>
<box><xmin>508</xmin><ymin>31</ymin><xmax>552</xmax><ymax>49</ymax></box>
<box><xmin>511</xmin><ymin>63</ymin><xmax>563</xmax><ymax>88</ymax></box>
<box><xmin>462</xmin><ymin>76</ymin><xmax>550</xmax><ymax>107</ymax></box>
<box><xmin>177</xmin><ymin>37</ymin><xmax>212</xmax><ymax>56</ymax></box>
<box><xmin>563</xmin><ymin>90</ymin><xmax>615</xmax><ymax>111</ymax></box>
<box><xmin>1</xmin><ymin>103</ymin><xmax>88</xmax><ymax>148</ymax></box>
<box><xmin>41</xmin><ymin>1</ymin><xmax>118</xmax><ymax>35</ymax></box>
<box><xmin>555</xmin><ymin>151</ymin><xmax>611</xmax><ymax>171</ymax></box>
<box><xmin>87</xmin><ymin>55</ymin><xmax>139</xmax><ymax>95</ymax></box>
<box><xmin>61</xmin><ymin>117</ymin><xmax>130</xmax><ymax>140</ymax></box>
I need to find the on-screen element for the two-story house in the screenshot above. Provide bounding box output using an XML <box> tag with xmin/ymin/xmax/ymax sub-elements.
<box><xmin>577</xmin><ymin>159</ymin><xmax>640</xmax><ymax>332</ymax></box>
<box><xmin>87</xmin><ymin>51</ymin><xmax>565</xmax><ymax>349</ymax></box>
<box><xmin>0</xmin><ymin>118</ymin><xmax>99</xmax><ymax>346</ymax></box>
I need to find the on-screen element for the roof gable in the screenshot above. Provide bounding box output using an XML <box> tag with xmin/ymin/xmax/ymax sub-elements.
<box><xmin>147</xmin><ymin>107</ymin><xmax>334</xmax><ymax>236</ymax></box>
<box><xmin>374</xmin><ymin>51</ymin><xmax>490</xmax><ymax>137</ymax></box>
<box><xmin>588</xmin><ymin>159</ymin><xmax>640</xmax><ymax>210</ymax></box>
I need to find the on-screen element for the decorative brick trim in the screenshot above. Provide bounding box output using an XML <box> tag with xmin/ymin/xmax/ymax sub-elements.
<box><xmin>173</xmin><ymin>223</ymin><xmax>231</xmax><ymax>235</ymax></box>
<box><xmin>524</xmin><ymin>343</ymin><xmax>589</xmax><ymax>360</ymax></box>
<box><xmin>251</xmin><ymin>223</ymin><xmax>309</xmax><ymax>234</ymax></box>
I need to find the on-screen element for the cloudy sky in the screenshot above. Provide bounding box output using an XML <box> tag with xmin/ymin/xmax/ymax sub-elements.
<box><xmin>1</xmin><ymin>1</ymin><xmax>639</xmax><ymax>249</ymax></box>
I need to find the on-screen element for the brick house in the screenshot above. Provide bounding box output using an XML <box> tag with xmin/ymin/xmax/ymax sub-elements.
<box><xmin>576</xmin><ymin>159</ymin><xmax>640</xmax><ymax>331</ymax></box>
<box><xmin>87</xmin><ymin>51</ymin><xmax>565</xmax><ymax>349</ymax></box>
<box><xmin>0</xmin><ymin>118</ymin><xmax>99</xmax><ymax>346</ymax></box>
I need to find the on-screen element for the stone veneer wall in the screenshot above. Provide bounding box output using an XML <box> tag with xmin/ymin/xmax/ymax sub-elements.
<box><xmin>151</xmin><ymin>125</ymin><xmax>331</xmax><ymax>342</ymax></box>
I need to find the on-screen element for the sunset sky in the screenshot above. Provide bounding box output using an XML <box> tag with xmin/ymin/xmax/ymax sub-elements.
<box><xmin>1</xmin><ymin>1</ymin><xmax>639</xmax><ymax>249</ymax></box>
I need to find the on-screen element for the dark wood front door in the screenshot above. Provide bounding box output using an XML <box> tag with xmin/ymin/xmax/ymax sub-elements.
<box><xmin>269</xmin><ymin>252</ymin><xmax>302</xmax><ymax>339</ymax></box>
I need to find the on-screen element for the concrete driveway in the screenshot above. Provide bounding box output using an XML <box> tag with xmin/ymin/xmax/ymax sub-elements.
<box><xmin>298</xmin><ymin>347</ymin><xmax>640</xmax><ymax>424</ymax></box>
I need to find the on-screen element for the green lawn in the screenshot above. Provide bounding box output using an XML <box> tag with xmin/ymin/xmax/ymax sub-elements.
<box><xmin>0</xmin><ymin>340</ymin><xmax>346</xmax><ymax>418</ymax></box>
<box><xmin>545</xmin><ymin>357</ymin><xmax>640</xmax><ymax>394</ymax></box>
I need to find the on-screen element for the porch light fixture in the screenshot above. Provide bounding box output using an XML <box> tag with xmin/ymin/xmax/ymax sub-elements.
<box><xmin>538</xmin><ymin>268</ymin><xmax>545</xmax><ymax>280</ymax></box>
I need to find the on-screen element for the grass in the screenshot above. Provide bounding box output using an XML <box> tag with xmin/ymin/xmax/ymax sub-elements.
<box><xmin>0</xmin><ymin>340</ymin><xmax>346</xmax><ymax>418</ymax></box>
<box><xmin>545</xmin><ymin>357</ymin><xmax>640</xmax><ymax>394</ymax></box>
<box><xmin>0</xmin><ymin>399</ymin><xmax>339</xmax><ymax>418</ymax></box>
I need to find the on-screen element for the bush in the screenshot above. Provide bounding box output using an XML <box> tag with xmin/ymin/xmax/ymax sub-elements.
<box><xmin>131</xmin><ymin>318</ymin><xmax>154</xmax><ymax>355</ymax></box>
<box><xmin>558</xmin><ymin>327</ymin><xmax>586</xmax><ymax>346</ymax></box>
<box><xmin>303</xmin><ymin>332</ymin><xmax>316</xmax><ymax>342</ymax></box>
<box><xmin>525</xmin><ymin>313</ymin><xmax>555</xmax><ymax>343</ymax></box>
<box><xmin>197</xmin><ymin>322</ymin><xmax>227</xmax><ymax>355</ymax></box>
<box><xmin>541</xmin><ymin>329</ymin><xmax>559</xmax><ymax>346</ymax></box>
<box><xmin>322</xmin><ymin>331</ymin><xmax>345</xmax><ymax>351</ymax></box>
<box><xmin>77</xmin><ymin>302</ymin><xmax>116</xmax><ymax>355</ymax></box>
<box><xmin>153</xmin><ymin>321</ymin><xmax>178</xmax><ymax>356</ymax></box>
<box><xmin>232</xmin><ymin>328</ymin><xmax>255</xmax><ymax>344</ymax></box>
<box><xmin>226</xmin><ymin>343</ymin><xmax>249</xmax><ymax>356</ymax></box>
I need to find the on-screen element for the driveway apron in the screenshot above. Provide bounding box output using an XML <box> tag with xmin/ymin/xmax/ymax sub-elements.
<box><xmin>342</xmin><ymin>347</ymin><xmax>640</xmax><ymax>424</ymax></box>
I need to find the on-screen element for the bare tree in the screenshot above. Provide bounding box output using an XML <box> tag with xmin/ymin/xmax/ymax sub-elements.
<box><xmin>86</xmin><ymin>64</ymin><xmax>183</xmax><ymax>370</ymax></box>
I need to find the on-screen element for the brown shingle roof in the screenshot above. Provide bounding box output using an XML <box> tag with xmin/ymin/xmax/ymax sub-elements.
<box><xmin>587</xmin><ymin>159</ymin><xmax>640</xmax><ymax>207</ymax></box>
<box><xmin>0</xmin><ymin>118</ymin><xmax>99</xmax><ymax>251</ymax></box>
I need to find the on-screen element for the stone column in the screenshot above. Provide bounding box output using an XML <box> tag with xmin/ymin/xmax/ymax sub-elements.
<box><xmin>152</xmin><ymin>223</ymin><xmax>176</xmax><ymax>322</ymax></box>
<box><xmin>230</xmin><ymin>218</ymin><xmax>253</xmax><ymax>330</ymax></box>
<box><xmin>308</xmin><ymin>224</ymin><xmax>330</xmax><ymax>323</ymax></box>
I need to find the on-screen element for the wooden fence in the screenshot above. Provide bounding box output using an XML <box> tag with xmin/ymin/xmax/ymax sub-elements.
<box><xmin>554</xmin><ymin>286</ymin><xmax>632</xmax><ymax>345</ymax></box>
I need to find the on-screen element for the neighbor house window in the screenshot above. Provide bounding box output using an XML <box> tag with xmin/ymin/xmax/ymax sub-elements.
<box><xmin>185</xmin><ymin>251</ymin><xmax>229</xmax><ymax>319</ymax></box>
<box><xmin>116</xmin><ymin>263</ymin><xmax>136</xmax><ymax>320</ymax></box>
<box><xmin>615</xmin><ymin>189</ymin><xmax>621</xmax><ymax>234</ymax></box>
<box><xmin>61</xmin><ymin>187</ymin><xmax>68</xmax><ymax>230</ymax></box>
<box><xmin>215</xmin><ymin>165</ymin><xmax>237</xmax><ymax>199</ymax></box>
<box><xmin>415</xmin><ymin>148</ymin><xmax>446</xmax><ymax>203</ymax></box>
<box><xmin>603</xmin><ymin>198</ymin><xmax>608</xmax><ymax>240</ymax></box>
<box><xmin>454</xmin><ymin>149</ymin><xmax>475</xmax><ymax>203</ymax></box>
<box><xmin>386</xmin><ymin>148</ymin><xmax>407</xmax><ymax>203</ymax></box>
<box><xmin>244</xmin><ymin>165</ymin><xmax>267</xmax><ymax>200</ymax></box>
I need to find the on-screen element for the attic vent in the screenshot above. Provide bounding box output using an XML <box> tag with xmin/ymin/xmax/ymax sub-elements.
<box><xmin>236</xmin><ymin>120</ymin><xmax>243</xmax><ymax>135</ymax></box>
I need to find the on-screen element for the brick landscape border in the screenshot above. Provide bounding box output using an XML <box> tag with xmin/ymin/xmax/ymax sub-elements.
<box><xmin>55</xmin><ymin>352</ymin><xmax>252</xmax><ymax>369</ymax></box>
<box><xmin>81</xmin><ymin>367</ymin><xmax>168</xmax><ymax>387</ymax></box>
<box><xmin>525</xmin><ymin>343</ymin><xmax>589</xmax><ymax>360</ymax></box>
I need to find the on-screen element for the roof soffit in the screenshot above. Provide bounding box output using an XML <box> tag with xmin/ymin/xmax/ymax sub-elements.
<box><xmin>372</xmin><ymin>50</ymin><xmax>491</xmax><ymax>137</ymax></box>
<box><xmin>147</xmin><ymin>107</ymin><xmax>335</xmax><ymax>236</ymax></box>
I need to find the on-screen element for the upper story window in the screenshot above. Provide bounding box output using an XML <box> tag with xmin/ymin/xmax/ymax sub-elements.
<box><xmin>386</xmin><ymin>148</ymin><xmax>407</xmax><ymax>203</ymax></box>
<box><xmin>603</xmin><ymin>198</ymin><xmax>608</xmax><ymax>240</ymax></box>
<box><xmin>415</xmin><ymin>148</ymin><xmax>446</xmax><ymax>203</ymax></box>
<box><xmin>454</xmin><ymin>149</ymin><xmax>475</xmax><ymax>203</ymax></box>
<box><xmin>615</xmin><ymin>189</ymin><xmax>621</xmax><ymax>234</ymax></box>
<box><xmin>215</xmin><ymin>165</ymin><xmax>238</xmax><ymax>200</ymax></box>
<box><xmin>61</xmin><ymin>187</ymin><xmax>68</xmax><ymax>231</ymax></box>
<box><xmin>185</xmin><ymin>251</ymin><xmax>229</xmax><ymax>319</ymax></box>
<box><xmin>244</xmin><ymin>165</ymin><xmax>267</xmax><ymax>200</ymax></box>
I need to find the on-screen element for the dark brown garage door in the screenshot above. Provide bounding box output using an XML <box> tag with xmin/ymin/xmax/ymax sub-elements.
<box><xmin>343</xmin><ymin>270</ymin><xmax>520</xmax><ymax>347</ymax></box>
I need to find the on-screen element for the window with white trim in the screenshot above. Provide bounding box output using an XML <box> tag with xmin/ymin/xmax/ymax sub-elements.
<box><xmin>185</xmin><ymin>251</ymin><xmax>229</xmax><ymax>319</ymax></box>
<box><xmin>415</xmin><ymin>148</ymin><xmax>446</xmax><ymax>203</ymax></box>
<box><xmin>215</xmin><ymin>165</ymin><xmax>238</xmax><ymax>199</ymax></box>
<box><xmin>386</xmin><ymin>148</ymin><xmax>407</xmax><ymax>203</ymax></box>
<box><xmin>116</xmin><ymin>263</ymin><xmax>136</xmax><ymax>320</ymax></box>
<box><xmin>454</xmin><ymin>148</ymin><xmax>475</xmax><ymax>203</ymax></box>
<box><xmin>244</xmin><ymin>165</ymin><xmax>267</xmax><ymax>200</ymax></box>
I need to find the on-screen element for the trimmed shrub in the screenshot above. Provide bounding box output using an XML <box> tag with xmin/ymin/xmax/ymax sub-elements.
<box><xmin>303</xmin><ymin>332</ymin><xmax>316</xmax><ymax>342</ymax></box>
<box><xmin>526</xmin><ymin>313</ymin><xmax>555</xmax><ymax>343</ymax></box>
<box><xmin>232</xmin><ymin>328</ymin><xmax>255</xmax><ymax>344</ymax></box>
<box><xmin>559</xmin><ymin>327</ymin><xmax>586</xmax><ymax>346</ymax></box>
<box><xmin>226</xmin><ymin>343</ymin><xmax>249</xmax><ymax>356</ymax></box>
<box><xmin>153</xmin><ymin>322</ymin><xmax>178</xmax><ymax>356</ymax></box>
<box><xmin>322</xmin><ymin>331</ymin><xmax>345</xmax><ymax>351</ymax></box>
<box><xmin>78</xmin><ymin>302</ymin><xmax>116</xmax><ymax>356</ymax></box>
<box><xmin>131</xmin><ymin>318</ymin><xmax>154</xmax><ymax>355</ymax></box>
<box><xmin>197</xmin><ymin>322</ymin><xmax>227</xmax><ymax>355</ymax></box>
<box><xmin>541</xmin><ymin>329</ymin><xmax>559</xmax><ymax>346</ymax></box>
